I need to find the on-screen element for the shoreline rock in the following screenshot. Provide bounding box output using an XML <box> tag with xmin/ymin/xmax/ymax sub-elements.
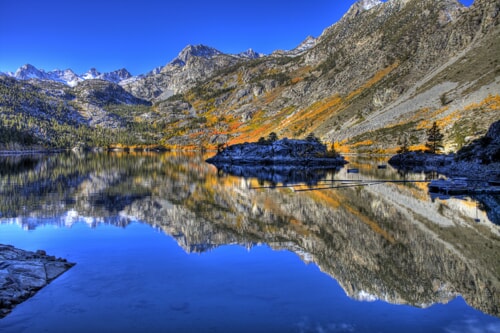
<box><xmin>389</xmin><ymin>120</ymin><xmax>500</xmax><ymax>181</ymax></box>
<box><xmin>0</xmin><ymin>244</ymin><xmax>75</xmax><ymax>318</ymax></box>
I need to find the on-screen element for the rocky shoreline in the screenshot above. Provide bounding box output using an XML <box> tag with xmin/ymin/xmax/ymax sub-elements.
<box><xmin>389</xmin><ymin>120</ymin><xmax>500</xmax><ymax>181</ymax></box>
<box><xmin>0</xmin><ymin>244</ymin><xmax>75</xmax><ymax>318</ymax></box>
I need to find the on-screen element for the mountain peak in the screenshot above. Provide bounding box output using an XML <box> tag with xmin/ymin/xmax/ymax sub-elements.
<box><xmin>83</xmin><ymin>68</ymin><xmax>101</xmax><ymax>80</ymax></box>
<box><xmin>345</xmin><ymin>0</ymin><xmax>383</xmax><ymax>18</ymax></box>
<box><xmin>360</xmin><ymin>0</ymin><xmax>383</xmax><ymax>10</ymax></box>
<box><xmin>102</xmin><ymin>68</ymin><xmax>133</xmax><ymax>83</ymax></box>
<box><xmin>14</xmin><ymin>64</ymin><xmax>46</xmax><ymax>80</ymax></box>
<box><xmin>170</xmin><ymin>44</ymin><xmax>223</xmax><ymax>67</ymax></box>
<box><xmin>294</xmin><ymin>36</ymin><xmax>317</xmax><ymax>53</ymax></box>
<box><xmin>19</xmin><ymin>63</ymin><xmax>38</xmax><ymax>71</ymax></box>
<box><xmin>236</xmin><ymin>48</ymin><xmax>263</xmax><ymax>59</ymax></box>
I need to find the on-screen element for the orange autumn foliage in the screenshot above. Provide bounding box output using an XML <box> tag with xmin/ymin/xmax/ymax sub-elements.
<box><xmin>347</xmin><ymin>62</ymin><xmax>400</xmax><ymax>100</ymax></box>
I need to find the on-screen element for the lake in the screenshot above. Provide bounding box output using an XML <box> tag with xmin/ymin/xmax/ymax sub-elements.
<box><xmin>0</xmin><ymin>152</ymin><xmax>499</xmax><ymax>333</ymax></box>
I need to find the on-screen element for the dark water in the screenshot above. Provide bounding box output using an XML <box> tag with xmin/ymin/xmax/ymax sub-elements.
<box><xmin>0</xmin><ymin>152</ymin><xmax>499</xmax><ymax>333</ymax></box>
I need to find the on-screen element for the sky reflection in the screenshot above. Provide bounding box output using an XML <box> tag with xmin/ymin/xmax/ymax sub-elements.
<box><xmin>1</xmin><ymin>152</ymin><xmax>499</xmax><ymax>332</ymax></box>
<box><xmin>1</xmin><ymin>220</ymin><xmax>499</xmax><ymax>333</ymax></box>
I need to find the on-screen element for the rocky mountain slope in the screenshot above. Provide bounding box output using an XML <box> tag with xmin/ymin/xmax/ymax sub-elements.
<box><xmin>0</xmin><ymin>76</ymin><xmax>151</xmax><ymax>149</ymax></box>
<box><xmin>1</xmin><ymin>0</ymin><xmax>499</xmax><ymax>151</ymax></box>
<box><xmin>121</xmin><ymin>44</ymin><xmax>264</xmax><ymax>101</ymax></box>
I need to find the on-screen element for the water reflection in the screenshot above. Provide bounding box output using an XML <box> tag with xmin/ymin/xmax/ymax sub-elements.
<box><xmin>0</xmin><ymin>152</ymin><xmax>499</xmax><ymax>318</ymax></box>
<box><xmin>213</xmin><ymin>163</ymin><xmax>342</xmax><ymax>187</ymax></box>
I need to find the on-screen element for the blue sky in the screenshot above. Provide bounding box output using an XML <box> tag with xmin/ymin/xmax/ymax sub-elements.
<box><xmin>0</xmin><ymin>0</ymin><xmax>474</xmax><ymax>75</ymax></box>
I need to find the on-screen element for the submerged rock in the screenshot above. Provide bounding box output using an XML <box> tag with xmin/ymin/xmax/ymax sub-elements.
<box><xmin>206</xmin><ymin>138</ymin><xmax>348</xmax><ymax>166</ymax></box>
<box><xmin>0</xmin><ymin>244</ymin><xmax>75</xmax><ymax>318</ymax></box>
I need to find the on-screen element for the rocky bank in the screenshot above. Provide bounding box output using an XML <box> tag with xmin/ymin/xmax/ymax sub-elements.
<box><xmin>388</xmin><ymin>120</ymin><xmax>500</xmax><ymax>181</ymax></box>
<box><xmin>0</xmin><ymin>244</ymin><xmax>75</xmax><ymax>318</ymax></box>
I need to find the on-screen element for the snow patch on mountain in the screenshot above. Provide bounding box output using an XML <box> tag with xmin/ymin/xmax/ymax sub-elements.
<box><xmin>343</xmin><ymin>0</ymin><xmax>383</xmax><ymax>19</ymax></box>
<box><xmin>82</xmin><ymin>68</ymin><xmax>101</xmax><ymax>80</ymax></box>
<box><xmin>361</xmin><ymin>0</ymin><xmax>383</xmax><ymax>10</ymax></box>
<box><xmin>236</xmin><ymin>48</ymin><xmax>264</xmax><ymax>59</ymax></box>
<box><xmin>294</xmin><ymin>36</ymin><xmax>317</xmax><ymax>53</ymax></box>
<box><xmin>9</xmin><ymin>64</ymin><xmax>133</xmax><ymax>87</ymax></box>
<box><xmin>271</xmin><ymin>35</ymin><xmax>317</xmax><ymax>57</ymax></box>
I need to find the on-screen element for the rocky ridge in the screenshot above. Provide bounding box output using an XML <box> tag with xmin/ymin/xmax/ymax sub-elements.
<box><xmin>122</xmin><ymin>44</ymin><xmax>264</xmax><ymax>101</ymax></box>
<box><xmin>6</xmin><ymin>64</ymin><xmax>133</xmax><ymax>87</ymax></box>
<box><xmin>137</xmin><ymin>0</ymin><xmax>499</xmax><ymax>150</ymax></box>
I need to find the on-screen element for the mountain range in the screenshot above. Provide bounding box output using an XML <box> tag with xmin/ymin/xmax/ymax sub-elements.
<box><xmin>2</xmin><ymin>64</ymin><xmax>133</xmax><ymax>87</ymax></box>
<box><xmin>0</xmin><ymin>0</ymin><xmax>498</xmax><ymax>153</ymax></box>
<box><xmin>1</xmin><ymin>45</ymin><xmax>266</xmax><ymax>88</ymax></box>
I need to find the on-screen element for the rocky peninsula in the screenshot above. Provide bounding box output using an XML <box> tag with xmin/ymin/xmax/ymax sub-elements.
<box><xmin>0</xmin><ymin>244</ymin><xmax>75</xmax><ymax>318</ymax></box>
<box><xmin>206</xmin><ymin>138</ymin><xmax>347</xmax><ymax>167</ymax></box>
<box><xmin>389</xmin><ymin>120</ymin><xmax>500</xmax><ymax>181</ymax></box>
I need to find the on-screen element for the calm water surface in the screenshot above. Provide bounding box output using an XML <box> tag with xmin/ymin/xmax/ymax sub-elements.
<box><xmin>0</xmin><ymin>152</ymin><xmax>499</xmax><ymax>333</ymax></box>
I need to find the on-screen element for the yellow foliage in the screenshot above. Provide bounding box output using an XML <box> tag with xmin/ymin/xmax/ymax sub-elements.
<box><xmin>409</xmin><ymin>144</ymin><xmax>428</xmax><ymax>151</ymax></box>
<box><xmin>336</xmin><ymin>139</ymin><xmax>351</xmax><ymax>154</ymax></box>
<box><xmin>352</xmin><ymin>140</ymin><xmax>373</xmax><ymax>147</ymax></box>
<box><xmin>347</xmin><ymin>62</ymin><xmax>399</xmax><ymax>100</ymax></box>
<box><xmin>382</xmin><ymin>147</ymin><xmax>400</xmax><ymax>155</ymax></box>
<box><xmin>436</xmin><ymin>112</ymin><xmax>460</xmax><ymax>128</ymax></box>
<box><xmin>281</xmin><ymin>94</ymin><xmax>345</xmax><ymax>136</ymax></box>
<box><xmin>308</xmin><ymin>189</ymin><xmax>341</xmax><ymax>208</ymax></box>
<box><xmin>344</xmin><ymin>204</ymin><xmax>396</xmax><ymax>244</ymax></box>
<box><xmin>464</xmin><ymin>94</ymin><xmax>500</xmax><ymax>112</ymax></box>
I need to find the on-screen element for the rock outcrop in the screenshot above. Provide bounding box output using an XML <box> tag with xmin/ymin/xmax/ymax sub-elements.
<box><xmin>0</xmin><ymin>244</ymin><xmax>75</xmax><ymax>318</ymax></box>
<box><xmin>206</xmin><ymin>138</ymin><xmax>347</xmax><ymax>166</ymax></box>
<box><xmin>388</xmin><ymin>120</ymin><xmax>500</xmax><ymax>180</ymax></box>
<box><xmin>457</xmin><ymin>120</ymin><xmax>500</xmax><ymax>164</ymax></box>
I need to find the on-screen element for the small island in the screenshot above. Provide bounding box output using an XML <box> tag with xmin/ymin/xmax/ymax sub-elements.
<box><xmin>206</xmin><ymin>133</ymin><xmax>347</xmax><ymax>167</ymax></box>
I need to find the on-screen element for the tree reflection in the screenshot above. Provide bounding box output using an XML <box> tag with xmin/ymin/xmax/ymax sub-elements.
<box><xmin>0</xmin><ymin>152</ymin><xmax>499</xmax><ymax>317</ymax></box>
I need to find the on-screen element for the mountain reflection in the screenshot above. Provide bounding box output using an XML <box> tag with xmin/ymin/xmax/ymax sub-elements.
<box><xmin>0</xmin><ymin>152</ymin><xmax>499</xmax><ymax>317</ymax></box>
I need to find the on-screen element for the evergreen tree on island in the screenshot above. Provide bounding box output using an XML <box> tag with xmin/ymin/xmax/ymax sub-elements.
<box><xmin>425</xmin><ymin>122</ymin><xmax>444</xmax><ymax>154</ymax></box>
<box><xmin>267</xmin><ymin>132</ymin><xmax>279</xmax><ymax>143</ymax></box>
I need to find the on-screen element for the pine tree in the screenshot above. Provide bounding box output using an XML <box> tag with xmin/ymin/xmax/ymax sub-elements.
<box><xmin>425</xmin><ymin>122</ymin><xmax>444</xmax><ymax>154</ymax></box>
<box><xmin>306</xmin><ymin>132</ymin><xmax>321</xmax><ymax>143</ymax></box>
<box><xmin>267</xmin><ymin>132</ymin><xmax>279</xmax><ymax>143</ymax></box>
